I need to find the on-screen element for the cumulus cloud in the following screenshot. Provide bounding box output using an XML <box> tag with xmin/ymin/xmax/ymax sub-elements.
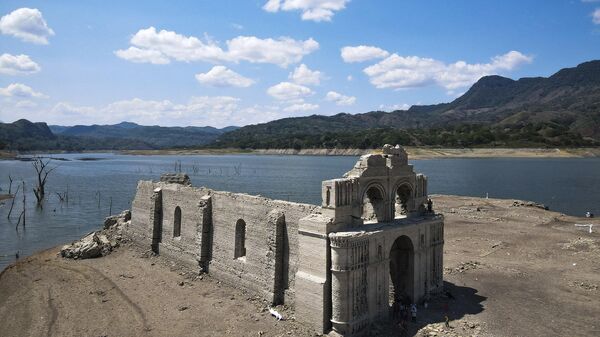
<box><xmin>267</xmin><ymin>81</ymin><xmax>313</xmax><ymax>100</ymax></box>
<box><xmin>0</xmin><ymin>83</ymin><xmax>47</xmax><ymax>98</ymax></box>
<box><xmin>0</xmin><ymin>53</ymin><xmax>40</xmax><ymax>75</ymax></box>
<box><xmin>289</xmin><ymin>64</ymin><xmax>323</xmax><ymax>85</ymax></box>
<box><xmin>341</xmin><ymin>45</ymin><xmax>390</xmax><ymax>63</ymax></box>
<box><xmin>47</xmin><ymin>96</ymin><xmax>244</xmax><ymax>127</ymax></box>
<box><xmin>378</xmin><ymin>103</ymin><xmax>411</xmax><ymax>111</ymax></box>
<box><xmin>262</xmin><ymin>0</ymin><xmax>350</xmax><ymax>22</ymax></box>
<box><xmin>0</xmin><ymin>8</ymin><xmax>54</xmax><ymax>44</ymax></box>
<box><xmin>364</xmin><ymin>50</ymin><xmax>533</xmax><ymax>91</ymax></box>
<box><xmin>195</xmin><ymin>66</ymin><xmax>255</xmax><ymax>87</ymax></box>
<box><xmin>325</xmin><ymin>91</ymin><xmax>356</xmax><ymax>106</ymax></box>
<box><xmin>594</xmin><ymin>8</ymin><xmax>600</xmax><ymax>24</ymax></box>
<box><xmin>115</xmin><ymin>27</ymin><xmax>318</xmax><ymax>68</ymax></box>
<box><xmin>283</xmin><ymin>102</ymin><xmax>319</xmax><ymax>112</ymax></box>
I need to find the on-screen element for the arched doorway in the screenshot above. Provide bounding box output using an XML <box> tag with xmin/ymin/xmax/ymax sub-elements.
<box><xmin>395</xmin><ymin>184</ymin><xmax>412</xmax><ymax>218</ymax></box>
<box><xmin>362</xmin><ymin>185</ymin><xmax>386</xmax><ymax>223</ymax></box>
<box><xmin>389</xmin><ymin>235</ymin><xmax>414</xmax><ymax>308</ymax></box>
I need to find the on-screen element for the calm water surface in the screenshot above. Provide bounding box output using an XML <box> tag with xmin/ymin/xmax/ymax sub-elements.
<box><xmin>1</xmin><ymin>153</ymin><xmax>599</xmax><ymax>270</ymax></box>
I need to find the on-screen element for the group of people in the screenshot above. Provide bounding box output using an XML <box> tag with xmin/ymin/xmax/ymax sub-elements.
<box><xmin>391</xmin><ymin>301</ymin><xmax>418</xmax><ymax>337</ymax></box>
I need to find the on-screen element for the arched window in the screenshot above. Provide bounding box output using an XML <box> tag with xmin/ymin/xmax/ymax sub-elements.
<box><xmin>362</xmin><ymin>185</ymin><xmax>386</xmax><ymax>223</ymax></box>
<box><xmin>325</xmin><ymin>188</ymin><xmax>331</xmax><ymax>206</ymax></box>
<box><xmin>234</xmin><ymin>219</ymin><xmax>246</xmax><ymax>259</ymax></box>
<box><xmin>173</xmin><ymin>206</ymin><xmax>182</xmax><ymax>238</ymax></box>
<box><xmin>395</xmin><ymin>184</ymin><xmax>412</xmax><ymax>218</ymax></box>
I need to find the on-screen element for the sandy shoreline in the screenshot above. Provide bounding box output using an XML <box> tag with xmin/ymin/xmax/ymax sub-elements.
<box><xmin>3</xmin><ymin>147</ymin><xmax>599</xmax><ymax>160</ymax></box>
<box><xmin>1</xmin><ymin>194</ymin><xmax>599</xmax><ymax>336</ymax></box>
<box><xmin>121</xmin><ymin>147</ymin><xmax>600</xmax><ymax>159</ymax></box>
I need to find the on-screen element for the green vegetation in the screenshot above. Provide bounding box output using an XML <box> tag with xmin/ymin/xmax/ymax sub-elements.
<box><xmin>211</xmin><ymin>122</ymin><xmax>596</xmax><ymax>150</ymax></box>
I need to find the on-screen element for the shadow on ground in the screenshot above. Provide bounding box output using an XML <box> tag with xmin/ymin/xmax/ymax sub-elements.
<box><xmin>369</xmin><ymin>281</ymin><xmax>487</xmax><ymax>337</ymax></box>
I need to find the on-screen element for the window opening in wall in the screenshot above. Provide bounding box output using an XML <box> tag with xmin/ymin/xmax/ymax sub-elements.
<box><xmin>234</xmin><ymin>219</ymin><xmax>247</xmax><ymax>259</ymax></box>
<box><xmin>173</xmin><ymin>206</ymin><xmax>182</xmax><ymax>238</ymax></box>
<box><xmin>395</xmin><ymin>184</ymin><xmax>412</xmax><ymax>218</ymax></box>
<box><xmin>362</xmin><ymin>186</ymin><xmax>386</xmax><ymax>223</ymax></box>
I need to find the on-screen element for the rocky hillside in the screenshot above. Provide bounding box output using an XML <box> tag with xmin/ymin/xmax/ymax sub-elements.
<box><xmin>213</xmin><ymin>60</ymin><xmax>600</xmax><ymax>149</ymax></box>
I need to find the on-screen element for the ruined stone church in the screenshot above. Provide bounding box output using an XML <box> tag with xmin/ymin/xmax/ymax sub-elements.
<box><xmin>126</xmin><ymin>145</ymin><xmax>444</xmax><ymax>337</ymax></box>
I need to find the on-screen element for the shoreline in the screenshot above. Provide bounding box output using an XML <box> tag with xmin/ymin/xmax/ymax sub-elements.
<box><xmin>2</xmin><ymin>147</ymin><xmax>599</xmax><ymax>160</ymax></box>
<box><xmin>121</xmin><ymin>147</ymin><xmax>600</xmax><ymax>159</ymax></box>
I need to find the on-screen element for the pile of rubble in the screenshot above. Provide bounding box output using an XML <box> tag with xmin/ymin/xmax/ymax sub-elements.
<box><xmin>444</xmin><ymin>261</ymin><xmax>482</xmax><ymax>275</ymax></box>
<box><xmin>61</xmin><ymin>210</ymin><xmax>130</xmax><ymax>259</ymax></box>
<box><xmin>417</xmin><ymin>320</ymin><xmax>486</xmax><ymax>337</ymax></box>
<box><xmin>511</xmin><ymin>200</ymin><xmax>549</xmax><ymax>210</ymax></box>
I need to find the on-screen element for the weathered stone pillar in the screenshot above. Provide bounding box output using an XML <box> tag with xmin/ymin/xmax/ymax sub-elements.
<box><xmin>295</xmin><ymin>214</ymin><xmax>332</xmax><ymax>334</ymax></box>
<box><xmin>150</xmin><ymin>187</ymin><xmax>162</xmax><ymax>253</ymax></box>
<box><xmin>266</xmin><ymin>209</ymin><xmax>286</xmax><ymax>305</ymax></box>
<box><xmin>197</xmin><ymin>195</ymin><xmax>212</xmax><ymax>270</ymax></box>
<box><xmin>330</xmin><ymin>236</ymin><xmax>351</xmax><ymax>335</ymax></box>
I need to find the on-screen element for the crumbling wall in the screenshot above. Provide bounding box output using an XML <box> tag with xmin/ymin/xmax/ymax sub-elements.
<box><xmin>126</xmin><ymin>180</ymin><xmax>320</xmax><ymax>306</ymax></box>
<box><xmin>128</xmin><ymin>181</ymin><xmax>156</xmax><ymax>244</ymax></box>
<box><xmin>158</xmin><ymin>184</ymin><xmax>210</xmax><ymax>267</ymax></box>
<box><xmin>209</xmin><ymin>191</ymin><xmax>319</xmax><ymax>305</ymax></box>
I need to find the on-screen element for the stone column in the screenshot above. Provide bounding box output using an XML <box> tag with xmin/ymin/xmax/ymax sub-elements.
<box><xmin>150</xmin><ymin>187</ymin><xmax>162</xmax><ymax>253</ymax></box>
<box><xmin>330</xmin><ymin>235</ymin><xmax>351</xmax><ymax>335</ymax></box>
<box><xmin>197</xmin><ymin>195</ymin><xmax>212</xmax><ymax>270</ymax></box>
<box><xmin>295</xmin><ymin>214</ymin><xmax>333</xmax><ymax>334</ymax></box>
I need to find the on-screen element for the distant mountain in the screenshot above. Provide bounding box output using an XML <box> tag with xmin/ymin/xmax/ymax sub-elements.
<box><xmin>48</xmin><ymin>122</ymin><xmax>239</xmax><ymax>149</ymax></box>
<box><xmin>213</xmin><ymin>60</ymin><xmax>600</xmax><ymax>148</ymax></box>
<box><xmin>1</xmin><ymin>120</ymin><xmax>239</xmax><ymax>151</ymax></box>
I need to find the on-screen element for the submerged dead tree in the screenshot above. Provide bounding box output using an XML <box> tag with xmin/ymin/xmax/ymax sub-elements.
<box><xmin>32</xmin><ymin>157</ymin><xmax>56</xmax><ymax>203</ymax></box>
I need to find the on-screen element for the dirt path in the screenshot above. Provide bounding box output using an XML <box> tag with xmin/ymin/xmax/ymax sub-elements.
<box><xmin>1</xmin><ymin>195</ymin><xmax>599</xmax><ymax>336</ymax></box>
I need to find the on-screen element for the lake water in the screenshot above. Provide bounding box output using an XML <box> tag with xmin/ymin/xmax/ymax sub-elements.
<box><xmin>1</xmin><ymin>153</ymin><xmax>599</xmax><ymax>271</ymax></box>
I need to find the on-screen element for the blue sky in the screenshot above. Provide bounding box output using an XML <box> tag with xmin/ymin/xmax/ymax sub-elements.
<box><xmin>1</xmin><ymin>0</ymin><xmax>599</xmax><ymax>127</ymax></box>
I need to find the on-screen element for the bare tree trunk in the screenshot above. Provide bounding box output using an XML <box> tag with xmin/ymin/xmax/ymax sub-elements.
<box><xmin>32</xmin><ymin>157</ymin><xmax>56</xmax><ymax>204</ymax></box>
<box><xmin>7</xmin><ymin>184</ymin><xmax>20</xmax><ymax>219</ymax></box>
<box><xmin>22</xmin><ymin>180</ymin><xmax>25</xmax><ymax>227</ymax></box>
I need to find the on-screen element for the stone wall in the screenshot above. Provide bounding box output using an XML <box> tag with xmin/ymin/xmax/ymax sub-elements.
<box><xmin>126</xmin><ymin>180</ymin><xmax>320</xmax><ymax>306</ymax></box>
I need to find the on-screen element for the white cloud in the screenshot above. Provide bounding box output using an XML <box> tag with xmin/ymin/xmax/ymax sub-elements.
<box><xmin>341</xmin><ymin>45</ymin><xmax>390</xmax><ymax>63</ymax></box>
<box><xmin>15</xmin><ymin>100</ymin><xmax>37</xmax><ymax>109</ymax></box>
<box><xmin>0</xmin><ymin>8</ymin><xmax>54</xmax><ymax>44</ymax></box>
<box><xmin>227</xmin><ymin>36</ymin><xmax>318</xmax><ymax>67</ymax></box>
<box><xmin>593</xmin><ymin>8</ymin><xmax>600</xmax><ymax>24</ymax></box>
<box><xmin>115</xmin><ymin>27</ymin><xmax>318</xmax><ymax>68</ymax></box>
<box><xmin>0</xmin><ymin>53</ymin><xmax>40</xmax><ymax>75</ymax></box>
<box><xmin>195</xmin><ymin>66</ymin><xmax>255</xmax><ymax>87</ymax></box>
<box><xmin>289</xmin><ymin>64</ymin><xmax>323</xmax><ymax>85</ymax></box>
<box><xmin>378</xmin><ymin>103</ymin><xmax>411</xmax><ymax>111</ymax></box>
<box><xmin>267</xmin><ymin>81</ymin><xmax>313</xmax><ymax>100</ymax></box>
<box><xmin>114</xmin><ymin>47</ymin><xmax>170</xmax><ymax>65</ymax></box>
<box><xmin>325</xmin><ymin>91</ymin><xmax>356</xmax><ymax>106</ymax></box>
<box><xmin>263</xmin><ymin>0</ymin><xmax>350</xmax><ymax>22</ymax></box>
<box><xmin>0</xmin><ymin>83</ymin><xmax>47</xmax><ymax>98</ymax></box>
<box><xmin>231</xmin><ymin>23</ymin><xmax>244</xmax><ymax>30</ymax></box>
<box><xmin>347</xmin><ymin>75</ymin><xmax>353</xmax><ymax>81</ymax></box>
<box><xmin>283</xmin><ymin>102</ymin><xmax>319</xmax><ymax>112</ymax></box>
<box><xmin>48</xmin><ymin>96</ymin><xmax>244</xmax><ymax>127</ymax></box>
<box><xmin>364</xmin><ymin>50</ymin><xmax>533</xmax><ymax>91</ymax></box>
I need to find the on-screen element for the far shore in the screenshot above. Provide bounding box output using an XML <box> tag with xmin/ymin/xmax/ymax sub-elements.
<box><xmin>120</xmin><ymin>147</ymin><xmax>600</xmax><ymax>159</ymax></box>
<box><xmin>2</xmin><ymin>147</ymin><xmax>599</xmax><ymax>160</ymax></box>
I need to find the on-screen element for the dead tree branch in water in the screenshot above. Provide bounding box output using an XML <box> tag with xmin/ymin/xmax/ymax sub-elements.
<box><xmin>32</xmin><ymin>157</ymin><xmax>57</xmax><ymax>203</ymax></box>
<box><xmin>7</xmin><ymin>184</ymin><xmax>21</xmax><ymax>219</ymax></box>
<box><xmin>8</xmin><ymin>175</ymin><xmax>13</xmax><ymax>195</ymax></box>
<box><xmin>16</xmin><ymin>181</ymin><xmax>25</xmax><ymax>229</ymax></box>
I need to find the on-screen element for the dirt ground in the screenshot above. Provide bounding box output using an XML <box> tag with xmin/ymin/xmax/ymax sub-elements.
<box><xmin>1</xmin><ymin>195</ymin><xmax>599</xmax><ymax>337</ymax></box>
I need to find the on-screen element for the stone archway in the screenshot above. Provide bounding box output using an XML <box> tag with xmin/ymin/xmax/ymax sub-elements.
<box><xmin>389</xmin><ymin>235</ymin><xmax>414</xmax><ymax>308</ymax></box>
<box><xmin>394</xmin><ymin>184</ymin><xmax>412</xmax><ymax>218</ymax></box>
<box><xmin>362</xmin><ymin>185</ymin><xmax>386</xmax><ymax>223</ymax></box>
